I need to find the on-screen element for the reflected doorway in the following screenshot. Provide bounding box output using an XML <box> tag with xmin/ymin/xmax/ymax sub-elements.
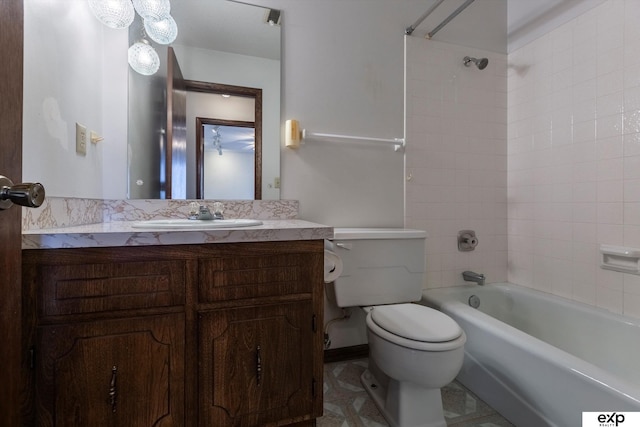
<box><xmin>196</xmin><ymin>119</ymin><xmax>256</xmax><ymax>199</ymax></box>
<box><xmin>188</xmin><ymin>81</ymin><xmax>262</xmax><ymax>200</ymax></box>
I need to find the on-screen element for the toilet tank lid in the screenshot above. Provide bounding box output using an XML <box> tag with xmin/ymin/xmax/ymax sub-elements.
<box><xmin>370</xmin><ymin>304</ymin><xmax>462</xmax><ymax>343</ymax></box>
<box><xmin>333</xmin><ymin>228</ymin><xmax>427</xmax><ymax>240</ymax></box>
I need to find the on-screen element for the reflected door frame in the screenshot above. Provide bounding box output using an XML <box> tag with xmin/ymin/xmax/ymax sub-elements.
<box><xmin>196</xmin><ymin>118</ymin><xmax>256</xmax><ymax>199</ymax></box>
<box><xmin>185</xmin><ymin>80</ymin><xmax>262</xmax><ymax>200</ymax></box>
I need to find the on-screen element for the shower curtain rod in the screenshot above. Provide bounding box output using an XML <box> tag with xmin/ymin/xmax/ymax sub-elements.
<box><xmin>405</xmin><ymin>0</ymin><xmax>476</xmax><ymax>39</ymax></box>
<box><xmin>405</xmin><ymin>0</ymin><xmax>445</xmax><ymax>35</ymax></box>
<box><xmin>426</xmin><ymin>0</ymin><xmax>475</xmax><ymax>39</ymax></box>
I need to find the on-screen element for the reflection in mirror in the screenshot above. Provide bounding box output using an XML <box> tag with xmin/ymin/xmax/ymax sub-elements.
<box><xmin>188</xmin><ymin>81</ymin><xmax>262</xmax><ymax>200</ymax></box>
<box><xmin>128</xmin><ymin>0</ymin><xmax>281</xmax><ymax>200</ymax></box>
<box><xmin>22</xmin><ymin>0</ymin><xmax>280</xmax><ymax>201</ymax></box>
<box><xmin>199</xmin><ymin>122</ymin><xmax>256</xmax><ymax>200</ymax></box>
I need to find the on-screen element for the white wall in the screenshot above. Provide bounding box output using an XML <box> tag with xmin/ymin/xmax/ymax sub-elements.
<box><xmin>249</xmin><ymin>0</ymin><xmax>409</xmax><ymax>227</ymax></box>
<box><xmin>508</xmin><ymin>0</ymin><xmax>640</xmax><ymax>318</ymax></box>
<box><xmin>203</xmin><ymin>151</ymin><xmax>255</xmax><ymax>200</ymax></box>
<box><xmin>23</xmin><ymin>0</ymin><xmax>128</xmax><ymax>199</ymax></box>
<box><xmin>405</xmin><ymin>37</ymin><xmax>508</xmax><ymax>288</ymax></box>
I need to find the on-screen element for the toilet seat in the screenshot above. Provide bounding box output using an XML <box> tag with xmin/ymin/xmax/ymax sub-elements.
<box><xmin>366</xmin><ymin>303</ymin><xmax>466</xmax><ymax>352</ymax></box>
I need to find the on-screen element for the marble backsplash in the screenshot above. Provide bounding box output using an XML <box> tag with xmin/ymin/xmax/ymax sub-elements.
<box><xmin>22</xmin><ymin>197</ymin><xmax>299</xmax><ymax>231</ymax></box>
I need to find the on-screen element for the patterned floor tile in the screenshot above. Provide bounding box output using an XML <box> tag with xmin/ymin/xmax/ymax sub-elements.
<box><xmin>317</xmin><ymin>358</ymin><xmax>514</xmax><ymax>427</ymax></box>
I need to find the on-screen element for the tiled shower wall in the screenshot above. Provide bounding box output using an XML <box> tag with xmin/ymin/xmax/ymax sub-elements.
<box><xmin>508</xmin><ymin>0</ymin><xmax>640</xmax><ymax>318</ymax></box>
<box><xmin>405</xmin><ymin>36</ymin><xmax>508</xmax><ymax>288</ymax></box>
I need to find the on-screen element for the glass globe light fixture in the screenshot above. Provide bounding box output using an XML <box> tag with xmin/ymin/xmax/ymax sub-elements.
<box><xmin>144</xmin><ymin>14</ymin><xmax>178</xmax><ymax>45</ymax></box>
<box><xmin>87</xmin><ymin>0</ymin><xmax>135</xmax><ymax>29</ymax></box>
<box><xmin>132</xmin><ymin>0</ymin><xmax>171</xmax><ymax>21</ymax></box>
<box><xmin>128</xmin><ymin>39</ymin><xmax>160</xmax><ymax>76</ymax></box>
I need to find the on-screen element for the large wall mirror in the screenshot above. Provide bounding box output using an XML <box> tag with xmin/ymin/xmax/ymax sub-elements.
<box><xmin>22</xmin><ymin>0</ymin><xmax>281</xmax><ymax>201</ymax></box>
<box><xmin>129</xmin><ymin>0</ymin><xmax>280</xmax><ymax>200</ymax></box>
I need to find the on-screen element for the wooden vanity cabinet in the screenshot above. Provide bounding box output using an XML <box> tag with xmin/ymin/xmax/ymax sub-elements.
<box><xmin>196</xmin><ymin>242</ymin><xmax>323</xmax><ymax>426</ymax></box>
<box><xmin>37</xmin><ymin>314</ymin><xmax>184</xmax><ymax>427</ymax></box>
<box><xmin>22</xmin><ymin>247</ymin><xmax>187</xmax><ymax>427</ymax></box>
<box><xmin>22</xmin><ymin>240</ymin><xmax>324</xmax><ymax>427</ymax></box>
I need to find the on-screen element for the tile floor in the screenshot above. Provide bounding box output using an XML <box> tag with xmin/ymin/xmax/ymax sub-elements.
<box><xmin>318</xmin><ymin>358</ymin><xmax>514</xmax><ymax>427</ymax></box>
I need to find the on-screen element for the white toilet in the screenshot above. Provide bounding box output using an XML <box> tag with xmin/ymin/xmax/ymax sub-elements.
<box><xmin>328</xmin><ymin>228</ymin><xmax>466</xmax><ymax>427</ymax></box>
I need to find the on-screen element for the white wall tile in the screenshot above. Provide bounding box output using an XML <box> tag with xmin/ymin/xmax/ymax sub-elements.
<box><xmin>623</xmin><ymin>133</ymin><xmax>640</xmax><ymax>156</ymax></box>
<box><xmin>596</xmin><ymin>286</ymin><xmax>623</xmax><ymax>314</ymax></box>
<box><xmin>406</xmin><ymin>0</ymin><xmax>640</xmax><ymax>319</ymax></box>
<box><xmin>406</xmin><ymin>38</ymin><xmax>507</xmax><ymax>288</ymax></box>
<box><xmin>507</xmin><ymin>0</ymin><xmax>640</xmax><ymax>319</ymax></box>
<box><xmin>598</xmin><ymin>202</ymin><xmax>624</xmax><ymax>224</ymax></box>
<box><xmin>598</xmin><ymin>179</ymin><xmax>624</xmax><ymax>202</ymax></box>
<box><xmin>623</xmin><ymin>292</ymin><xmax>640</xmax><ymax>318</ymax></box>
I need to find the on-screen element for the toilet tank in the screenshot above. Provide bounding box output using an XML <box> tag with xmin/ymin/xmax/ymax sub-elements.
<box><xmin>328</xmin><ymin>228</ymin><xmax>427</xmax><ymax>307</ymax></box>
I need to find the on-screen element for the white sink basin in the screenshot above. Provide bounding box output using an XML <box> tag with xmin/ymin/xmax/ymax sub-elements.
<box><xmin>132</xmin><ymin>218</ymin><xmax>263</xmax><ymax>229</ymax></box>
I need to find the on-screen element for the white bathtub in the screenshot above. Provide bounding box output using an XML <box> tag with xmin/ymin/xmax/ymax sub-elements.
<box><xmin>421</xmin><ymin>283</ymin><xmax>640</xmax><ymax>427</ymax></box>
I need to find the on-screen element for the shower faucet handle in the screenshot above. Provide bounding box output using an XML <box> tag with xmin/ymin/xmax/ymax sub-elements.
<box><xmin>458</xmin><ymin>230</ymin><xmax>478</xmax><ymax>252</ymax></box>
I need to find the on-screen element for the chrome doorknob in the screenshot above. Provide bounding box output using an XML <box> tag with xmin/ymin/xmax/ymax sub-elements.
<box><xmin>0</xmin><ymin>175</ymin><xmax>45</xmax><ymax>210</ymax></box>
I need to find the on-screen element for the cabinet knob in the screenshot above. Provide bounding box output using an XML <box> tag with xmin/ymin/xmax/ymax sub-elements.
<box><xmin>256</xmin><ymin>346</ymin><xmax>262</xmax><ymax>386</ymax></box>
<box><xmin>109</xmin><ymin>365</ymin><xmax>117</xmax><ymax>413</ymax></box>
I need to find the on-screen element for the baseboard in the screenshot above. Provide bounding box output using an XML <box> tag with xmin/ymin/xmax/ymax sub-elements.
<box><xmin>323</xmin><ymin>344</ymin><xmax>369</xmax><ymax>363</ymax></box>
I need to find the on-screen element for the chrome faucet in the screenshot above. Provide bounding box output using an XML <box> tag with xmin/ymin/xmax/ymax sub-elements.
<box><xmin>188</xmin><ymin>202</ymin><xmax>224</xmax><ymax>220</ymax></box>
<box><xmin>189</xmin><ymin>204</ymin><xmax>213</xmax><ymax>220</ymax></box>
<box><xmin>462</xmin><ymin>270</ymin><xmax>485</xmax><ymax>286</ymax></box>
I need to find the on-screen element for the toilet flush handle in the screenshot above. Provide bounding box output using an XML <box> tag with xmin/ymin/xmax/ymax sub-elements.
<box><xmin>335</xmin><ymin>242</ymin><xmax>352</xmax><ymax>250</ymax></box>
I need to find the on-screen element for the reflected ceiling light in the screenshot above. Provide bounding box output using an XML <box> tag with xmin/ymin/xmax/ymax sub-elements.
<box><xmin>128</xmin><ymin>39</ymin><xmax>160</xmax><ymax>76</ymax></box>
<box><xmin>87</xmin><ymin>0</ymin><xmax>135</xmax><ymax>29</ymax></box>
<box><xmin>87</xmin><ymin>0</ymin><xmax>177</xmax><ymax>76</ymax></box>
<box><xmin>212</xmin><ymin>127</ymin><xmax>223</xmax><ymax>156</ymax></box>
<box><xmin>144</xmin><ymin>14</ymin><xmax>178</xmax><ymax>44</ymax></box>
<box><xmin>132</xmin><ymin>0</ymin><xmax>171</xmax><ymax>20</ymax></box>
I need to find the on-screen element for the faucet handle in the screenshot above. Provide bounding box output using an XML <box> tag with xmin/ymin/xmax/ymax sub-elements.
<box><xmin>212</xmin><ymin>202</ymin><xmax>225</xmax><ymax>219</ymax></box>
<box><xmin>458</xmin><ymin>230</ymin><xmax>479</xmax><ymax>252</ymax></box>
<box><xmin>189</xmin><ymin>201</ymin><xmax>199</xmax><ymax>213</ymax></box>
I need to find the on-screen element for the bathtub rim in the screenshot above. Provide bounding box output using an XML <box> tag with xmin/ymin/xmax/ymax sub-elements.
<box><xmin>424</xmin><ymin>282</ymin><xmax>640</xmax><ymax>330</ymax></box>
<box><xmin>421</xmin><ymin>282</ymin><xmax>640</xmax><ymax>407</ymax></box>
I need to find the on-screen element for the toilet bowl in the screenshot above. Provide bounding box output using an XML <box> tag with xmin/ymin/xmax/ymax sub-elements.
<box><xmin>363</xmin><ymin>303</ymin><xmax>466</xmax><ymax>427</ymax></box>
<box><xmin>328</xmin><ymin>228</ymin><xmax>467</xmax><ymax>427</ymax></box>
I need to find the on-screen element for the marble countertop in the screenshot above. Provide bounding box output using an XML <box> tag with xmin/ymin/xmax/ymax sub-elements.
<box><xmin>22</xmin><ymin>219</ymin><xmax>333</xmax><ymax>249</ymax></box>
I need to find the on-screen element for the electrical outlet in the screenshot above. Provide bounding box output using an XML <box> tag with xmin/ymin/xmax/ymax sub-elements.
<box><xmin>76</xmin><ymin>123</ymin><xmax>87</xmax><ymax>155</ymax></box>
<box><xmin>274</xmin><ymin>177</ymin><xmax>280</xmax><ymax>188</ymax></box>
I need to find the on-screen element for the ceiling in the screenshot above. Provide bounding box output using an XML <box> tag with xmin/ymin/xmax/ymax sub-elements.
<box><xmin>170</xmin><ymin>0</ymin><xmax>281</xmax><ymax>60</ymax></box>
<box><xmin>403</xmin><ymin>0</ymin><xmax>606</xmax><ymax>53</ymax></box>
<box><xmin>169</xmin><ymin>0</ymin><xmax>606</xmax><ymax>57</ymax></box>
<box><xmin>506</xmin><ymin>0</ymin><xmax>606</xmax><ymax>52</ymax></box>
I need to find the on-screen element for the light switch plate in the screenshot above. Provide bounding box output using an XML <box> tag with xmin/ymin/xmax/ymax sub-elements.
<box><xmin>76</xmin><ymin>123</ymin><xmax>87</xmax><ymax>155</ymax></box>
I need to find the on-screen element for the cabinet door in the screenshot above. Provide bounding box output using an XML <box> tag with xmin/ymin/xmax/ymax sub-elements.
<box><xmin>199</xmin><ymin>302</ymin><xmax>315</xmax><ymax>427</ymax></box>
<box><xmin>36</xmin><ymin>314</ymin><xmax>184</xmax><ymax>427</ymax></box>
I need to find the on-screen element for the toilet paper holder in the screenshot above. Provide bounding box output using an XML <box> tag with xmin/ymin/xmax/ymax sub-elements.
<box><xmin>458</xmin><ymin>230</ymin><xmax>478</xmax><ymax>252</ymax></box>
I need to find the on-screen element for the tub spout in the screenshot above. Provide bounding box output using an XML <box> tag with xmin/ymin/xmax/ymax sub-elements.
<box><xmin>463</xmin><ymin>270</ymin><xmax>485</xmax><ymax>286</ymax></box>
